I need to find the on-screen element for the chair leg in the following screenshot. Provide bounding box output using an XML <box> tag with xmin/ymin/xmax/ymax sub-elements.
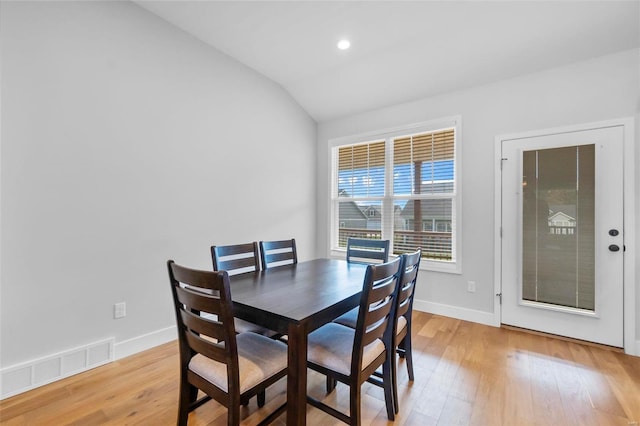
<box><xmin>403</xmin><ymin>333</ymin><xmax>414</xmax><ymax>381</ymax></box>
<box><xmin>228</xmin><ymin>403</ymin><xmax>241</xmax><ymax>426</ymax></box>
<box><xmin>391</xmin><ymin>349</ymin><xmax>399</xmax><ymax>414</ymax></box>
<box><xmin>257</xmin><ymin>390</ymin><xmax>266</xmax><ymax>408</ymax></box>
<box><xmin>382</xmin><ymin>358</ymin><xmax>395</xmax><ymax>421</ymax></box>
<box><xmin>189</xmin><ymin>383</ymin><xmax>199</xmax><ymax>404</ymax></box>
<box><xmin>178</xmin><ymin>380</ymin><xmax>197</xmax><ymax>426</ymax></box>
<box><xmin>349</xmin><ymin>383</ymin><xmax>361</xmax><ymax>426</ymax></box>
<box><xmin>326</xmin><ymin>376</ymin><xmax>337</xmax><ymax>394</ymax></box>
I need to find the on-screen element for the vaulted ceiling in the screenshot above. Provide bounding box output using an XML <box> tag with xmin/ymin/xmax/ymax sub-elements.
<box><xmin>136</xmin><ymin>1</ymin><xmax>639</xmax><ymax>122</ymax></box>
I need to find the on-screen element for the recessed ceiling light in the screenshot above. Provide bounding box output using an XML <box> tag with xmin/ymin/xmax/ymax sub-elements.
<box><xmin>337</xmin><ymin>39</ymin><xmax>351</xmax><ymax>50</ymax></box>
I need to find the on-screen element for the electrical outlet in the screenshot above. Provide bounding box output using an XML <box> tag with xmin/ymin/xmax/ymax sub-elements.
<box><xmin>467</xmin><ymin>281</ymin><xmax>476</xmax><ymax>293</ymax></box>
<box><xmin>114</xmin><ymin>302</ymin><xmax>126</xmax><ymax>319</ymax></box>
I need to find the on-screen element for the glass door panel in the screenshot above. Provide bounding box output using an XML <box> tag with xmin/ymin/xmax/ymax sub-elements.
<box><xmin>521</xmin><ymin>145</ymin><xmax>595</xmax><ymax>311</ymax></box>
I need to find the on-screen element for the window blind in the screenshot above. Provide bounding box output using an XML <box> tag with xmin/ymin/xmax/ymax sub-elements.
<box><xmin>393</xmin><ymin>129</ymin><xmax>455</xmax><ymax>195</ymax></box>
<box><xmin>337</xmin><ymin>141</ymin><xmax>385</xmax><ymax>198</ymax></box>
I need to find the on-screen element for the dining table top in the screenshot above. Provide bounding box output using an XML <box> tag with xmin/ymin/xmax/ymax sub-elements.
<box><xmin>228</xmin><ymin>258</ymin><xmax>369</xmax><ymax>334</ymax></box>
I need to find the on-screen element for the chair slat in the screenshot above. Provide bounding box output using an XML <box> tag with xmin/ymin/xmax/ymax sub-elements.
<box><xmin>346</xmin><ymin>237</ymin><xmax>390</xmax><ymax>264</ymax></box>
<box><xmin>176</xmin><ymin>286</ymin><xmax>222</xmax><ymax>314</ymax></box>
<box><xmin>185</xmin><ymin>331</ymin><xmax>227</xmax><ymax>364</ymax></box>
<box><xmin>214</xmin><ymin>243</ymin><xmax>258</xmax><ymax>257</ymax></box>
<box><xmin>217</xmin><ymin>256</ymin><xmax>259</xmax><ymax>272</ymax></box>
<box><xmin>171</xmin><ymin>263</ymin><xmax>221</xmax><ymax>291</ymax></box>
<box><xmin>263</xmin><ymin>240</ymin><xmax>292</xmax><ymax>250</ymax></box>
<box><xmin>362</xmin><ymin>323</ymin><xmax>387</xmax><ymax>347</ymax></box>
<box><xmin>265</xmin><ymin>252</ymin><xmax>294</xmax><ymax>263</ymax></box>
<box><xmin>365</xmin><ymin>298</ymin><xmax>393</xmax><ymax>329</ymax></box>
<box><xmin>349</xmin><ymin>249</ymin><xmax>386</xmax><ymax>261</ymax></box>
<box><xmin>396</xmin><ymin>298</ymin><xmax>411</xmax><ymax>318</ymax></box>
<box><xmin>370</xmin><ymin>279</ymin><xmax>396</xmax><ymax>301</ymax></box>
<box><xmin>180</xmin><ymin>310</ymin><xmax>227</xmax><ymax>342</ymax></box>
<box><xmin>260</xmin><ymin>238</ymin><xmax>297</xmax><ymax>269</ymax></box>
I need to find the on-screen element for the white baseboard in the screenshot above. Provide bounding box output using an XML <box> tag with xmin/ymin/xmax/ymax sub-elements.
<box><xmin>1</xmin><ymin>326</ymin><xmax>178</xmax><ymax>401</ymax></box>
<box><xmin>413</xmin><ymin>300</ymin><xmax>640</xmax><ymax>358</ymax></box>
<box><xmin>413</xmin><ymin>299</ymin><xmax>498</xmax><ymax>327</ymax></box>
<box><xmin>1</xmin><ymin>338</ymin><xmax>114</xmax><ymax>400</ymax></box>
<box><xmin>114</xmin><ymin>325</ymin><xmax>176</xmax><ymax>360</ymax></box>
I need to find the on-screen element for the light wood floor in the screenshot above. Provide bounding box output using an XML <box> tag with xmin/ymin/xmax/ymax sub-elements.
<box><xmin>2</xmin><ymin>312</ymin><xmax>639</xmax><ymax>425</ymax></box>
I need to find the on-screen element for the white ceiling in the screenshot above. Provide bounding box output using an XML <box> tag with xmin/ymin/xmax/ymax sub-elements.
<box><xmin>135</xmin><ymin>1</ymin><xmax>639</xmax><ymax>122</ymax></box>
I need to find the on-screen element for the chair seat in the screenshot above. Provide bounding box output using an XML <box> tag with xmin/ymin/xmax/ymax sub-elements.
<box><xmin>201</xmin><ymin>312</ymin><xmax>280</xmax><ymax>338</ymax></box>
<box><xmin>189</xmin><ymin>332</ymin><xmax>287</xmax><ymax>393</ymax></box>
<box><xmin>333</xmin><ymin>307</ymin><xmax>358</xmax><ymax>328</ymax></box>
<box><xmin>335</xmin><ymin>310</ymin><xmax>408</xmax><ymax>336</ymax></box>
<box><xmin>308</xmin><ymin>323</ymin><xmax>385</xmax><ymax>376</ymax></box>
<box><xmin>234</xmin><ymin>318</ymin><xmax>280</xmax><ymax>338</ymax></box>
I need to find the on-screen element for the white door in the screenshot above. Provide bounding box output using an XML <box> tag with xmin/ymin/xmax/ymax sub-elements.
<box><xmin>500</xmin><ymin>126</ymin><xmax>624</xmax><ymax>347</ymax></box>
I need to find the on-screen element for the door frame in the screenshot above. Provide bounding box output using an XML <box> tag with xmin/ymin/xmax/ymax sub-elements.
<box><xmin>493</xmin><ymin>118</ymin><xmax>636</xmax><ymax>355</ymax></box>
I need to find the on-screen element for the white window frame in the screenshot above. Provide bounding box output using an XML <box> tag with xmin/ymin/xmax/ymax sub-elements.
<box><xmin>328</xmin><ymin>116</ymin><xmax>462</xmax><ymax>274</ymax></box>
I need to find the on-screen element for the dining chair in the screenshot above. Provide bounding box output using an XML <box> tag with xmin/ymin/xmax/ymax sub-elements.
<box><xmin>345</xmin><ymin>237</ymin><xmax>390</xmax><ymax>264</ymax></box>
<box><xmin>332</xmin><ymin>249</ymin><xmax>422</xmax><ymax>415</ymax></box>
<box><xmin>167</xmin><ymin>260</ymin><xmax>287</xmax><ymax>426</ymax></box>
<box><xmin>306</xmin><ymin>257</ymin><xmax>402</xmax><ymax>424</ymax></box>
<box><xmin>259</xmin><ymin>238</ymin><xmax>297</xmax><ymax>269</ymax></box>
<box><xmin>389</xmin><ymin>248</ymin><xmax>421</xmax><ymax>413</ymax></box>
<box><xmin>211</xmin><ymin>242</ymin><xmax>280</xmax><ymax>338</ymax></box>
<box><xmin>334</xmin><ymin>237</ymin><xmax>391</xmax><ymax>329</ymax></box>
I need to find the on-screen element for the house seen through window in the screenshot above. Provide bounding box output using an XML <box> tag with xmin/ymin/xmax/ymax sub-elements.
<box><xmin>331</xmin><ymin>118</ymin><xmax>460</xmax><ymax>272</ymax></box>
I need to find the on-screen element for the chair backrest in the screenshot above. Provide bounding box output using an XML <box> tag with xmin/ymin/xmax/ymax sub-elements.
<box><xmin>351</xmin><ymin>257</ymin><xmax>402</xmax><ymax>374</ymax></box>
<box><xmin>397</xmin><ymin>249</ymin><xmax>421</xmax><ymax>327</ymax></box>
<box><xmin>346</xmin><ymin>237</ymin><xmax>390</xmax><ymax>264</ymax></box>
<box><xmin>167</xmin><ymin>260</ymin><xmax>240</xmax><ymax>392</ymax></box>
<box><xmin>211</xmin><ymin>242</ymin><xmax>261</xmax><ymax>275</ymax></box>
<box><xmin>259</xmin><ymin>238</ymin><xmax>298</xmax><ymax>269</ymax></box>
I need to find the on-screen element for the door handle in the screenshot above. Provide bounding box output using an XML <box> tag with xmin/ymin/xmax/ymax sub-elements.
<box><xmin>609</xmin><ymin>229</ymin><xmax>619</xmax><ymax>237</ymax></box>
<box><xmin>608</xmin><ymin>244</ymin><xmax>620</xmax><ymax>252</ymax></box>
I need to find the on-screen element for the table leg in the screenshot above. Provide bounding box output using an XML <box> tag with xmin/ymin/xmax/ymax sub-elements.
<box><xmin>286</xmin><ymin>323</ymin><xmax>307</xmax><ymax>426</ymax></box>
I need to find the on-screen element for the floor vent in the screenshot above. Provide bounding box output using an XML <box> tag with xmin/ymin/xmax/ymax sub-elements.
<box><xmin>1</xmin><ymin>338</ymin><xmax>114</xmax><ymax>400</ymax></box>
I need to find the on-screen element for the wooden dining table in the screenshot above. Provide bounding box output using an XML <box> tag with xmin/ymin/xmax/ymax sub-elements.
<box><xmin>228</xmin><ymin>258</ymin><xmax>368</xmax><ymax>426</ymax></box>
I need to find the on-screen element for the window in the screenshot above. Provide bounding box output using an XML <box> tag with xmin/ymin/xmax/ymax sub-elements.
<box><xmin>330</xmin><ymin>117</ymin><xmax>461</xmax><ymax>273</ymax></box>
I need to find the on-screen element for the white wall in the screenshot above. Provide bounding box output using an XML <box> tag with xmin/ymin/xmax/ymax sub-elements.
<box><xmin>0</xmin><ymin>0</ymin><xmax>316</xmax><ymax>371</ymax></box>
<box><xmin>317</xmin><ymin>49</ymin><xmax>639</xmax><ymax>335</ymax></box>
